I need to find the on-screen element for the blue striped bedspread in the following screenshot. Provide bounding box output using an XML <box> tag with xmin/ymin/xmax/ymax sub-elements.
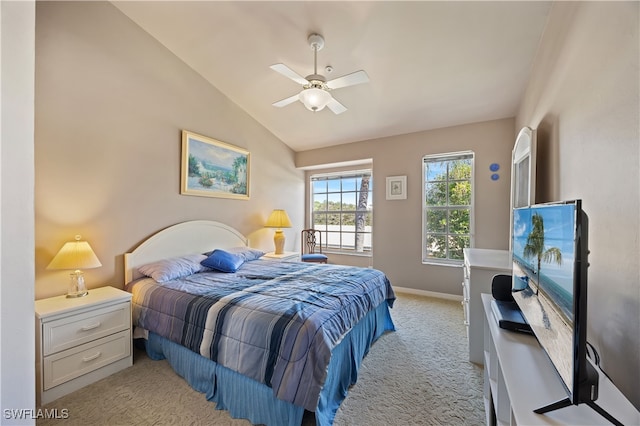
<box><xmin>126</xmin><ymin>259</ymin><xmax>395</xmax><ymax>411</ymax></box>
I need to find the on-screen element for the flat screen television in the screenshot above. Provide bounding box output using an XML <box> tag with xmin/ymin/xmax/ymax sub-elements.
<box><xmin>511</xmin><ymin>200</ymin><xmax>621</xmax><ymax>424</ymax></box>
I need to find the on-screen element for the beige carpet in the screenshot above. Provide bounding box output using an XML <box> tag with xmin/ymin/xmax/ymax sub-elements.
<box><xmin>38</xmin><ymin>293</ymin><xmax>484</xmax><ymax>426</ymax></box>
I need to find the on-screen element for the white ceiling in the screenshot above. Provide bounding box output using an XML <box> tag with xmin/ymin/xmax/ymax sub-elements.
<box><xmin>112</xmin><ymin>1</ymin><xmax>553</xmax><ymax>152</ymax></box>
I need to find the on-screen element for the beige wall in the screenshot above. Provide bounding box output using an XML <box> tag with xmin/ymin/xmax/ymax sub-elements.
<box><xmin>34</xmin><ymin>2</ymin><xmax>304</xmax><ymax>299</ymax></box>
<box><xmin>516</xmin><ymin>2</ymin><xmax>639</xmax><ymax>409</ymax></box>
<box><xmin>297</xmin><ymin>118</ymin><xmax>515</xmax><ymax>294</ymax></box>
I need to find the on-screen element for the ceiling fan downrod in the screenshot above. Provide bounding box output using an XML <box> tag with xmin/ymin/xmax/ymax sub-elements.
<box><xmin>306</xmin><ymin>34</ymin><xmax>326</xmax><ymax>85</ymax></box>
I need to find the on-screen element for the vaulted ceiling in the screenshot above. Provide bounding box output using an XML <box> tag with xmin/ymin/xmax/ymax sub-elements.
<box><xmin>113</xmin><ymin>1</ymin><xmax>553</xmax><ymax>152</ymax></box>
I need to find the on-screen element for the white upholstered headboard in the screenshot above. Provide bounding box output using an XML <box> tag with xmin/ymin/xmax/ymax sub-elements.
<box><xmin>123</xmin><ymin>220</ymin><xmax>248</xmax><ymax>284</ymax></box>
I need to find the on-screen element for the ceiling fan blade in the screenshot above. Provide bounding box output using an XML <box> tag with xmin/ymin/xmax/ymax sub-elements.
<box><xmin>326</xmin><ymin>97</ymin><xmax>347</xmax><ymax>115</ymax></box>
<box><xmin>270</xmin><ymin>64</ymin><xmax>309</xmax><ymax>86</ymax></box>
<box><xmin>326</xmin><ymin>70</ymin><xmax>369</xmax><ymax>90</ymax></box>
<box><xmin>272</xmin><ymin>93</ymin><xmax>300</xmax><ymax>108</ymax></box>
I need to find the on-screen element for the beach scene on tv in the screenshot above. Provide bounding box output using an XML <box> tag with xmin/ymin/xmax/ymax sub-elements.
<box><xmin>512</xmin><ymin>203</ymin><xmax>578</xmax><ymax>391</ymax></box>
<box><xmin>512</xmin><ymin>204</ymin><xmax>577</xmax><ymax>323</ymax></box>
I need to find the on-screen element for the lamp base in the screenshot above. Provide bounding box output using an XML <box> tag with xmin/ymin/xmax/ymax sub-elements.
<box><xmin>66</xmin><ymin>291</ymin><xmax>89</xmax><ymax>298</ymax></box>
<box><xmin>67</xmin><ymin>271</ymin><xmax>89</xmax><ymax>298</ymax></box>
<box><xmin>273</xmin><ymin>230</ymin><xmax>286</xmax><ymax>255</ymax></box>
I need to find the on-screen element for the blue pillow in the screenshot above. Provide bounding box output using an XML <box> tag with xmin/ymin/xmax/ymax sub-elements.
<box><xmin>201</xmin><ymin>249</ymin><xmax>245</xmax><ymax>273</ymax></box>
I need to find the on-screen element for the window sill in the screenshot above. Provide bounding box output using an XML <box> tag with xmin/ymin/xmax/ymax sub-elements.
<box><xmin>421</xmin><ymin>260</ymin><xmax>463</xmax><ymax>268</ymax></box>
<box><xmin>324</xmin><ymin>250</ymin><xmax>372</xmax><ymax>258</ymax></box>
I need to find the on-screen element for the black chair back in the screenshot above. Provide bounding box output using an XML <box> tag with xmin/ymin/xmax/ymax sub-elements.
<box><xmin>301</xmin><ymin>229</ymin><xmax>328</xmax><ymax>263</ymax></box>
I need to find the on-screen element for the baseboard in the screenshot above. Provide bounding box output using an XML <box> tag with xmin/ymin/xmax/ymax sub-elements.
<box><xmin>393</xmin><ymin>286</ymin><xmax>463</xmax><ymax>302</ymax></box>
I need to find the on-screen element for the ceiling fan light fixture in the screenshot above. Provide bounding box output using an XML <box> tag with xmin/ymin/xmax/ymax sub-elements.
<box><xmin>299</xmin><ymin>87</ymin><xmax>331</xmax><ymax>112</ymax></box>
<box><xmin>271</xmin><ymin>33</ymin><xmax>368</xmax><ymax>114</ymax></box>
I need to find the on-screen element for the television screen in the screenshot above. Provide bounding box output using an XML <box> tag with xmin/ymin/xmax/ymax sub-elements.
<box><xmin>511</xmin><ymin>201</ymin><xmax>580</xmax><ymax>398</ymax></box>
<box><xmin>512</xmin><ymin>201</ymin><xmax>624</xmax><ymax>425</ymax></box>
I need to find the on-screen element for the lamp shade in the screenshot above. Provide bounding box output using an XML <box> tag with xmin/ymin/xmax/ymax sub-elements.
<box><xmin>47</xmin><ymin>235</ymin><xmax>102</xmax><ymax>271</ymax></box>
<box><xmin>298</xmin><ymin>87</ymin><xmax>331</xmax><ymax>112</ymax></box>
<box><xmin>265</xmin><ymin>209</ymin><xmax>292</xmax><ymax>229</ymax></box>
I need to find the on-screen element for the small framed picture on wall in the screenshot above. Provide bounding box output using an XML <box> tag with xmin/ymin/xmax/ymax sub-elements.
<box><xmin>386</xmin><ymin>175</ymin><xmax>407</xmax><ymax>200</ymax></box>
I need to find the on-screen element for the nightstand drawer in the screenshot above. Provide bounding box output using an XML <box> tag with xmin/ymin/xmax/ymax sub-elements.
<box><xmin>43</xmin><ymin>302</ymin><xmax>130</xmax><ymax>356</ymax></box>
<box><xmin>43</xmin><ymin>329</ymin><xmax>131</xmax><ymax>390</ymax></box>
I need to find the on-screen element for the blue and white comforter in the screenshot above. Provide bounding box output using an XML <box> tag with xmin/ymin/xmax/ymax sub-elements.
<box><xmin>126</xmin><ymin>259</ymin><xmax>395</xmax><ymax>411</ymax></box>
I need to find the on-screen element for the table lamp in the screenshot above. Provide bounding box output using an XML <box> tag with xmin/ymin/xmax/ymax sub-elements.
<box><xmin>265</xmin><ymin>209</ymin><xmax>292</xmax><ymax>254</ymax></box>
<box><xmin>47</xmin><ymin>235</ymin><xmax>102</xmax><ymax>298</ymax></box>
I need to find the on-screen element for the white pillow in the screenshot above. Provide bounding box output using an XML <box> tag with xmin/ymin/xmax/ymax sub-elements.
<box><xmin>225</xmin><ymin>246</ymin><xmax>265</xmax><ymax>261</ymax></box>
<box><xmin>204</xmin><ymin>246</ymin><xmax>265</xmax><ymax>261</ymax></box>
<box><xmin>138</xmin><ymin>254</ymin><xmax>207</xmax><ymax>283</ymax></box>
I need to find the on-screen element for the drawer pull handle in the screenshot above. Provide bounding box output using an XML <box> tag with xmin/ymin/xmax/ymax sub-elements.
<box><xmin>82</xmin><ymin>351</ymin><xmax>102</xmax><ymax>362</ymax></box>
<box><xmin>80</xmin><ymin>322</ymin><xmax>101</xmax><ymax>331</ymax></box>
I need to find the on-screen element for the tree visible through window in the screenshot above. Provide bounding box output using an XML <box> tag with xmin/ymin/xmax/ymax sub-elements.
<box><xmin>423</xmin><ymin>152</ymin><xmax>474</xmax><ymax>263</ymax></box>
<box><xmin>311</xmin><ymin>171</ymin><xmax>372</xmax><ymax>254</ymax></box>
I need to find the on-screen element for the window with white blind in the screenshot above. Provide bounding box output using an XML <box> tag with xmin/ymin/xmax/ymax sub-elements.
<box><xmin>310</xmin><ymin>170</ymin><xmax>372</xmax><ymax>255</ymax></box>
<box><xmin>422</xmin><ymin>152</ymin><xmax>474</xmax><ymax>264</ymax></box>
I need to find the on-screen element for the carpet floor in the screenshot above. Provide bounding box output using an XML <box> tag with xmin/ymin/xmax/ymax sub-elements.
<box><xmin>38</xmin><ymin>292</ymin><xmax>485</xmax><ymax>426</ymax></box>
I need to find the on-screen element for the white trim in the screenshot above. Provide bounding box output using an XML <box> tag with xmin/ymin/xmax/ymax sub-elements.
<box><xmin>297</xmin><ymin>158</ymin><xmax>372</xmax><ymax>171</ymax></box>
<box><xmin>510</xmin><ymin>127</ymin><xmax>537</xmax><ymax>254</ymax></box>
<box><xmin>421</xmin><ymin>259</ymin><xmax>464</xmax><ymax>267</ymax></box>
<box><xmin>393</xmin><ymin>286</ymin><xmax>463</xmax><ymax>302</ymax></box>
<box><xmin>422</xmin><ymin>150</ymin><xmax>474</xmax><ymax>161</ymax></box>
<box><xmin>310</xmin><ymin>169</ymin><xmax>372</xmax><ymax>179</ymax></box>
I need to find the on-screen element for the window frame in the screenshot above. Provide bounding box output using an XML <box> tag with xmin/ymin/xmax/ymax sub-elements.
<box><xmin>422</xmin><ymin>151</ymin><xmax>475</xmax><ymax>265</ymax></box>
<box><xmin>309</xmin><ymin>169</ymin><xmax>373</xmax><ymax>256</ymax></box>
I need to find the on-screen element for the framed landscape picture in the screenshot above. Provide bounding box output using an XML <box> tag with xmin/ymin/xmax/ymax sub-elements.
<box><xmin>181</xmin><ymin>130</ymin><xmax>250</xmax><ymax>200</ymax></box>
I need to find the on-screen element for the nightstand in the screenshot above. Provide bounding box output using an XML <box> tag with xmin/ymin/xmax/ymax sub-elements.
<box><xmin>263</xmin><ymin>251</ymin><xmax>300</xmax><ymax>262</ymax></box>
<box><xmin>35</xmin><ymin>286</ymin><xmax>132</xmax><ymax>406</ymax></box>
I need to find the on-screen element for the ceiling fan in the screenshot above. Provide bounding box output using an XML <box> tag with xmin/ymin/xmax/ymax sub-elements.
<box><xmin>270</xmin><ymin>33</ymin><xmax>369</xmax><ymax>114</ymax></box>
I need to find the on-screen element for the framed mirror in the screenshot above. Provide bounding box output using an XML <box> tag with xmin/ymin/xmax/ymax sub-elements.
<box><xmin>512</xmin><ymin>127</ymin><xmax>537</xmax><ymax>208</ymax></box>
<box><xmin>510</xmin><ymin>127</ymin><xmax>537</xmax><ymax>251</ymax></box>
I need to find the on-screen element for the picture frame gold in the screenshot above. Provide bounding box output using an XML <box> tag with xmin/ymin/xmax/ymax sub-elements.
<box><xmin>180</xmin><ymin>130</ymin><xmax>250</xmax><ymax>200</ymax></box>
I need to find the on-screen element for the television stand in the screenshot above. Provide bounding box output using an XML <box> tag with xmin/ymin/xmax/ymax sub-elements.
<box><xmin>534</xmin><ymin>361</ymin><xmax>623</xmax><ymax>426</ymax></box>
<box><xmin>535</xmin><ymin>398</ymin><xmax>623</xmax><ymax>426</ymax></box>
<box><xmin>482</xmin><ymin>294</ymin><xmax>639</xmax><ymax>425</ymax></box>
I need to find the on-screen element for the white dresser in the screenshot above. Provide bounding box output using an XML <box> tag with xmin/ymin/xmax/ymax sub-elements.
<box><xmin>35</xmin><ymin>286</ymin><xmax>132</xmax><ymax>405</ymax></box>
<box><xmin>462</xmin><ymin>248</ymin><xmax>510</xmax><ymax>365</ymax></box>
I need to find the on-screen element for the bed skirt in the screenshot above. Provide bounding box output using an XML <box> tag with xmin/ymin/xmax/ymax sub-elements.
<box><xmin>144</xmin><ymin>299</ymin><xmax>395</xmax><ymax>426</ymax></box>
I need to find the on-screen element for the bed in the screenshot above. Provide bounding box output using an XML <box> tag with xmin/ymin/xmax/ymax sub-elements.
<box><xmin>123</xmin><ymin>220</ymin><xmax>395</xmax><ymax>426</ymax></box>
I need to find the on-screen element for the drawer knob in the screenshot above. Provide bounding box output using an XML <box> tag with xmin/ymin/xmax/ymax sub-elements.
<box><xmin>80</xmin><ymin>322</ymin><xmax>102</xmax><ymax>331</ymax></box>
<box><xmin>82</xmin><ymin>351</ymin><xmax>102</xmax><ymax>362</ymax></box>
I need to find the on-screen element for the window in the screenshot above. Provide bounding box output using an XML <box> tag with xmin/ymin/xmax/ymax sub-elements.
<box><xmin>311</xmin><ymin>170</ymin><xmax>372</xmax><ymax>254</ymax></box>
<box><xmin>422</xmin><ymin>152</ymin><xmax>474</xmax><ymax>264</ymax></box>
